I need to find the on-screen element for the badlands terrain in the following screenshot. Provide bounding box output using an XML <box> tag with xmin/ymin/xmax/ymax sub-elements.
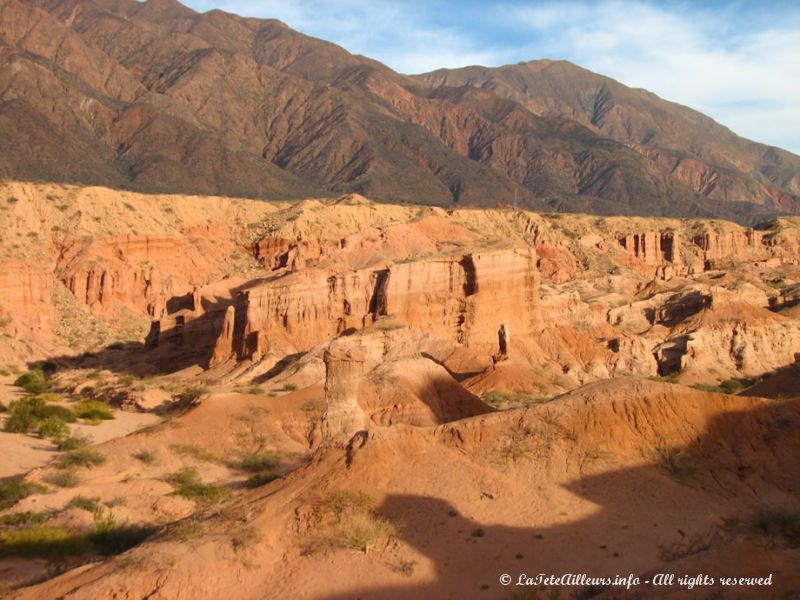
<box><xmin>0</xmin><ymin>181</ymin><xmax>798</xmax><ymax>598</ymax></box>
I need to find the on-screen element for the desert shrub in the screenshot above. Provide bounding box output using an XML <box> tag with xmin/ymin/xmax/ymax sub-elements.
<box><xmin>73</xmin><ymin>399</ymin><xmax>114</xmax><ymax>421</ymax></box>
<box><xmin>0</xmin><ymin>512</ymin><xmax>50</xmax><ymax>526</ymax></box>
<box><xmin>0</xmin><ymin>510</ymin><xmax>153</xmax><ymax>560</ymax></box>
<box><xmin>13</xmin><ymin>370</ymin><xmax>49</xmax><ymax>394</ymax></box>
<box><xmin>311</xmin><ymin>490</ymin><xmax>396</xmax><ymax>555</ymax></box>
<box><xmin>482</xmin><ymin>390</ymin><xmax>549</xmax><ymax>409</ymax></box>
<box><xmin>652</xmin><ymin>445</ymin><xmax>697</xmax><ymax>481</ymax></box>
<box><xmin>390</xmin><ymin>559</ymin><xmax>417</xmax><ymax>576</ymax></box>
<box><xmin>169</xmin><ymin>444</ymin><xmax>221</xmax><ymax>464</ymax></box>
<box><xmin>37</xmin><ymin>404</ymin><xmax>76</xmax><ymax>422</ymax></box>
<box><xmin>176</xmin><ymin>386</ymin><xmax>209</xmax><ymax>403</ymax></box>
<box><xmin>0</xmin><ymin>401</ymin><xmax>6</xmax><ymax>412</ymax></box>
<box><xmin>749</xmin><ymin>505</ymin><xmax>800</xmax><ymax>547</ymax></box>
<box><xmin>4</xmin><ymin>396</ymin><xmax>76</xmax><ymax>433</ymax></box>
<box><xmin>244</xmin><ymin>472</ymin><xmax>280</xmax><ymax>488</ymax></box>
<box><xmin>719</xmin><ymin>379</ymin><xmax>744</xmax><ymax>394</ymax></box>
<box><xmin>238</xmin><ymin>450</ymin><xmax>280</xmax><ymax>473</ymax></box>
<box><xmin>57</xmin><ymin>448</ymin><xmax>106</xmax><ymax>469</ymax></box>
<box><xmin>65</xmin><ymin>495</ymin><xmax>100</xmax><ymax>513</ymax></box>
<box><xmin>3</xmin><ymin>401</ymin><xmax>39</xmax><ymax>433</ymax></box>
<box><xmin>44</xmin><ymin>469</ymin><xmax>80</xmax><ymax>488</ymax></box>
<box><xmin>164</xmin><ymin>468</ymin><xmax>232</xmax><ymax>506</ymax></box>
<box><xmin>89</xmin><ymin>509</ymin><xmax>154</xmax><ymax>555</ymax></box>
<box><xmin>0</xmin><ymin>477</ymin><xmax>48</xmax><ymax>510</ymax></box>
<box><xmin>132</xmin><ymin>449</ymin><xmax>157</xmax><ymax>464</ymax></box>
<box><xmin>37</xmin><ymin>416</ymin><xmax>69</xmax><ymax>440</ymax></box>
<box><xmin>55</xmin><ymin>434</ymin><xmax>91</xmax><ymax>451</ymax></box>
<box><xmin>0</xmin><ymin>524</ymin><xmax>86</xmax><ymax>559</ymax></box>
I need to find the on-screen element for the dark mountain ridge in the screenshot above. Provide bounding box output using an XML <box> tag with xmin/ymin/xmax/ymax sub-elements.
<box><xmin>0</xmin><ymin>0</ymin><xmax>797</xmax><ymax>223</ymax></box>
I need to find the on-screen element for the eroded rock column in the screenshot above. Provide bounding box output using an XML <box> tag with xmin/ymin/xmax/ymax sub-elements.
<box><xmin>209</xmin><ymin>305</ymin><xmax>235</xmax><ymax>367</ymax></box>
<box><xmin>321</xmin><ymin>341</ymin><xmax>369</xmax><ymax>447</ymax></box>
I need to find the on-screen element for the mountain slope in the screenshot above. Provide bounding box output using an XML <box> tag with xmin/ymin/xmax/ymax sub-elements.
<box><xmin>0</xmin><ymin>0</ymin><xmax>797</xmax><ymax>221</ymax></box>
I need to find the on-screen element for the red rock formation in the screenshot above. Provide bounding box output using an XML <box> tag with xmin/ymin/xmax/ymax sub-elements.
<box><xmin>0</xmin><ymin>262</ymin><xmax>54</xmax><ymax>341</ymax></box>
<box><xmin>208</xmin><ymin>306</ymin><xmax>235</xmax><ymax>368</ymax></box>
<box><xmin>691</xmin><ymin>229</ymin><xmax>765</xmax><ymax>268</ymax></box>
<box><xmin>235</xmin><ymin>249</ymin><xmax>540</xmax><ymax>360</ymax></box>
<box><xmin>321</xmin><ymin>340</ymin><xmax>369</xmax><ymax>446</ymax></box>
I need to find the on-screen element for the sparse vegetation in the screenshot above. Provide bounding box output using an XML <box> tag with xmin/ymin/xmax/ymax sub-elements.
<box><xmin>0</xmin><ymin>508</ymin><xmax>154</xmax><ymax>560</ymax></box>
<box><xmin>44</xmin><ymin>469</ymin><xmax>80</xmax><ymax>488</ymax></box>
<box><xmin>37</xmin><ymin>416</ymin><xmax>69</xmax><ymax>440</ymax></box>
<box><xmin>279</xmin><ymin>383</ymin><xmax>298</xmax><ymax>392</ymax></box>
<box><xmin>164</xmin><ymin>468</ymin><xmax>232</xmax><ymax>506</ymax></box>
<box><xmin>390</xmin><ymin>558</ymin><xmax>417</xmax><ymax>576</ymax></box>
<box><xmin>65</xmin><ymin>495</ymin><xmax>101</xmax><ymax>513</ymax></box>
<box><xmin>0</xmin><ymin>512</ymin><xmax>50</xmax><ymax>527</ymax></box>
<box><xmin>56</xmin><ymin>448</ymin><xmax>106</xmax><ymax>469</ymax></box>
<box><xmin>3</xmin><ymin>395</ymin><xmax>75</xmax><ymax>433</ymax></box>
<box><xmin>73</xmin><ymin>399</ymin><xmax>114</xmax><ymax>421</ymax></box>
<box><xmin>13</xmin><ymin>369</ymin><xmax>49</xmax><ymax>394</ymax></box>
<box><xmin>310</xmin><ymin>490</ymin><xmax>396</xmax><ymax>555</ymax></box>
<box><xmin>482</xmin><ymin>389</ymin><xmax>550</xmax><ymax>409</ymax></box>
<box><xmin>169</xmin><ymin>443</ymin><xmax>221</xmax><ymax>464</ymax></box>
<box><xmin>651</xmin><ymin>445</ymin><xmax>697</xmax><ymax>481</ymax></box>
<box><xmin>749</xmin><ymin>504</ymin><xmax>800</xmax><ymax>547</ymax></box>
<box><xmin>0</xmin><ymin>477</ymin><xmax>48</xmax><ymax>510</ymax></box>
<box><xmin>244</xmin><ymin>472</ymin><xmax>280</xmax><ymax>488</ymax></box>
<box><xmin>691</xmin><ymin>379</ymin><xmax>750</xmax><ymax>394</ymax></box>
<box><xmin>133</xmin><ymin>449</ymin><xmax>157</xmax><ymax>464</ymax></box>
<box><xmin>658</xmin><ymin>528</ymin><xmax>724</xmax><ymax>561</ymax></box>
<box><xmin>55</xmin><ymin>433</ymin><xmax>91</xmax><ymax>451</ymax></box>
<box><xmin>238</xmin><ymin>450</ymin><xmax>280</xmax><ymax>473</ymax></box>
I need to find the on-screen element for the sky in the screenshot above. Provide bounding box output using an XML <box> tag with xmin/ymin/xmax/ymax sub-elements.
<box><xmin>181</xmin><ymin>0</ymin><xmax>800</xmax><ymax>154</ymax></box>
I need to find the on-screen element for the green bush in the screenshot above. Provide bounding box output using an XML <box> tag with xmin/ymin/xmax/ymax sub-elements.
<box><xmin>4</xmin><ymin>396</ymin><xmax>76</xmax><ymax>433</ymax></box>
<box><xmin>57</xmin><ymin>448</ymin><xmax>106</xmax><ymax>469</ymax></box>
<box><xmin>65</xmin><ymin>496</ymin><xmax>101</xmax><ymax>513</ymax></box>
<box><xmin>244</xmin><ymin>472</ymin><xmax>280</xmax><ymax>488</ymax></box>
<box><xmin>44</xmin><ymin>469</ymin><xmax>80</xmax><ymax>488</ymax></box>
<box><xmin>164</xmin><ymin>468</ymin><xmax>232</xmax><ymax>506</ymax></box>
<box><xmin>3</xmin><ymin>402</ymin><xmax>39</xmax><ymax>433</ymax></box>
<box><xmin>311</xmin><ymin>490</ymin><xmax>396</xmax><ymax>554</ymax></box>
<box><xmin>238</xmin><ymin>451</ymin><xmax>280</xmax><ymax>473</ymax></box>
<box><xmin>37</xmin><ymin>404</ymin><xmax>76</xmax><ymax>422</ymax></box>
<box><xmin>74</xmin><ymin>399</ymin><xmax>114</xmax><ymax>421</ymax></box>
<box><xmin>0</xmin><ymin>512</ymin><xmax>50</xmax><ymax>526</ymax></box>
<box><xmin>88</xmin><ymin>509</ymin><xmax>155</xmax><ymax>556</ymax></box>
<box><xmin>133</xmin><ymin>449</ymin><xmax>156</xmax><ymax>464</ymax></box>
<box><xmin>37</xmin><ymin>416</ymin><xmax>69</xmax><ymax>440</ymax></box>
<box><xmin>0</xmin><ymin>477</ymin><xmax>48</xmax><ymax>510</ymax></box>
<box><xmin>55</xmin><ymin>434</ymin><xmax>91</xmax><ymax>451</ymax></box>
<box><xmin>13</xmin><ymin>370</ymin><xmax>49</xmax><ymax>394</ymax></box>
<box><xmin>0</xmin><ymin>510</ymin><xmax>154</xmax><ymax>560</ymax></box>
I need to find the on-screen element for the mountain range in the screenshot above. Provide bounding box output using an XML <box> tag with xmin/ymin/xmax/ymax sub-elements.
<box><xmin>1</xmin><ymin>0</ymin><xmax>798</xmax><ymax>222</ymax></box>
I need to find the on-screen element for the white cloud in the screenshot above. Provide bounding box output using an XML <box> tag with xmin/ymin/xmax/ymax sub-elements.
<box><xmin>504</xmin><ymin>2</ymin><xmax>800</xmax><ymax>153</ymax></box>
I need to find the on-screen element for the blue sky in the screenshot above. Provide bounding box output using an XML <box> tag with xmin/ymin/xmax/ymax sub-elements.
<box><xmin>182</xmin><ymin>0</ymin><xmax>800</xmax><ymax>154</ymax></box>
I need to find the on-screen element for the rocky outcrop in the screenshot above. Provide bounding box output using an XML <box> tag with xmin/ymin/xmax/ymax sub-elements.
<box><xmin>230</xmin><ymin>248</ymin><xmax>540</xmax><ymax>360</ymax></box>
<box><xmin>691</xmin><ymin>229</ymin><xmax>765</xmax><ymax>268</ymax></box>
<box><xmin>321</xmin><ymin>341</ymin><xmax>370</xmax><ymax>446</ymax></box>
<box><xmin>0</xmin><ymin>262</ymin><xmax>54</xmax><ymax>341</ymax></box>
<box><xmin>613</xmin><ymin>230</ymin><xmax>686</xmax><ymax>279</ymax></box>
<box><xmin>208</xmin><ymin>306</ymin><xmax>235</xmax><ymax>368</ymax></box>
